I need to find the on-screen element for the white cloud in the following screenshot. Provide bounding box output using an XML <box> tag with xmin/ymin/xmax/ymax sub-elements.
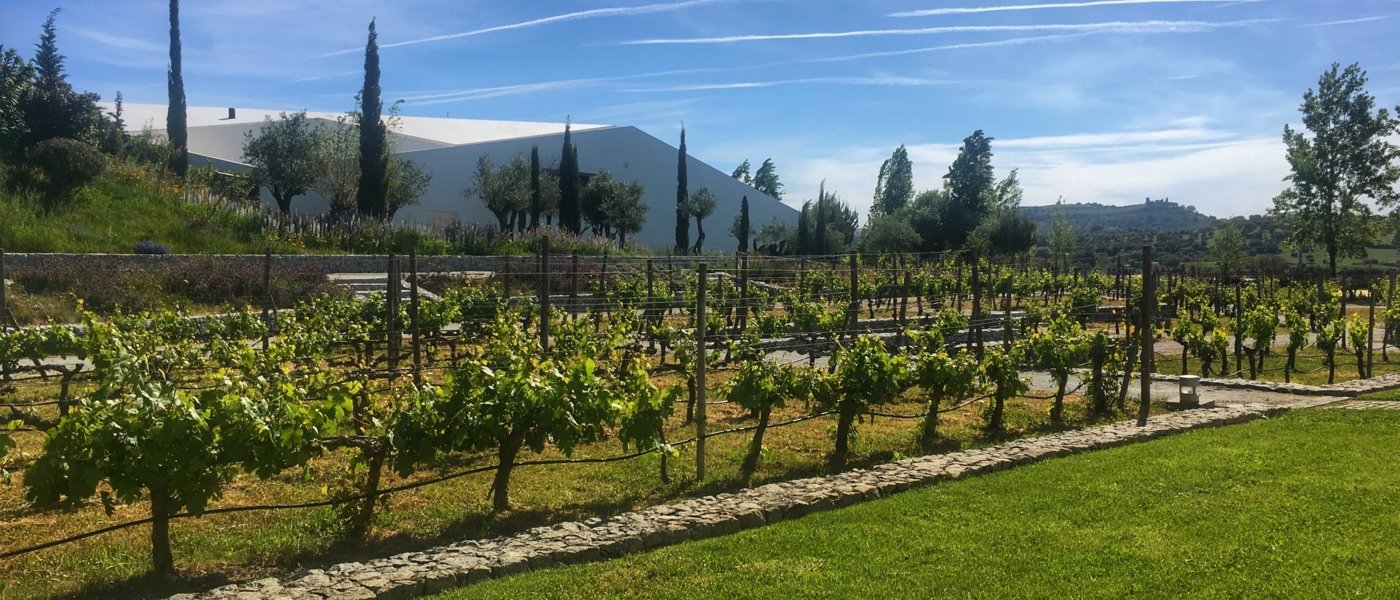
<box><xmin>1301</xmin><ymin>16</ymin><xmax>1389</xmax><ymax>28</ymax></box>
<box><xmin>69</xmin><ymin>27</ymin><xmax>165</xmax><ymax>53</ymax></box>
<box><xmin>621</xmin><ymin>19</ymin><xmax>1278</xmax><ymax>45</ymax></box>
<box><xmin>315</xmin><ymin>0</ymin><xmax>735</xmax><ymax>58</ymax></box>
<box><xmin>994</xmin><ymin>127</ymin><xmax>1234</xmax><ymax>150</ymax></box>
<box><xmin>622</xmin><ymin>76</ymin><xmax>959</xmax><ymax>92</ymax></box>
<box><xmin>891</xmin><ymin>0</ymin><xmax>1265</xmax><ymax>18</ymax></box>
<box><xmin>393</xmin><ymin>66</ymin><xmax>750</xmax><ymax>106</ymax></box>
<box><xmin>800</xmin><ymin>33</ymin><xmax>1099</xmax><ymax>63</ymax></box>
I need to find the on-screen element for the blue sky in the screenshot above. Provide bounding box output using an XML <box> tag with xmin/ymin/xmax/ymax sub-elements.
<box><xmin>1</xmin><ymin>0</ymin><xmax>1397</xmax><ymax>218</ymax></box>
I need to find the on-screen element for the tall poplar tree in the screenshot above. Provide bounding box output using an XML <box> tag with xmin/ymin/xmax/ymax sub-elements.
<box><xmin>873</xmin><ymin>145</ymin><xmax>912</xmax><ymax>216</ymax></box>
<box><xmin>529</xmin><ymin>145</ymin><xmax>541</xmax><ymax>230</ymax></box>
<box><xmin>357</xmin><ymin>18</ymin><xmax>389</xmax><ymax>219</ymax></box>
<box><xmin>1274</xmin><ymin>63</ymin><xmax>1400</xmax><ymax>278</ymax></box>
<box><xmin>166</xmin><ymin>0</ymin><xmax>187</xmax><ymax>177</ymax></box>
<box><xmin>942</xmin><ymin>131</ymin><xmax>996</xmax><ymax>250</ymax></box>
<box><xmin>675</xmin><ymin>127</ymin><xmax>690</xmax><ymax>253</ymax></box>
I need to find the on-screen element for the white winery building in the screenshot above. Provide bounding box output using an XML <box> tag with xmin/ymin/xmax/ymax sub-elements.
<box><xmin>117</xmin><ymin>104</ymin><xmax>798</xmax><ymax>250</ymax></box>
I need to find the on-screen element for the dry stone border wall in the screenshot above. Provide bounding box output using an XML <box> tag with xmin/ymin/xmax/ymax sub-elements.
<box><xmin>174</xmin><ymin>402</ymin><xmax>1294</xmax><ymax>600</ymax></box>
<box><xmin>1152</xmin><ymin>372</ymin><xmax>1400</xmax><ymax>397</ymax></box>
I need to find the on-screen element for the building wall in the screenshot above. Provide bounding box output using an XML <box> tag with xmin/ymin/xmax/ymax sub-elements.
<box><xmin>198</xmin><ymin>125</ymin><xmax>799</xmax><ymax>251</ymax></box>
<box><xmin>395</xmin><ymin>126</ymin><xmax>798</xmax><ymax>250</ymax></box>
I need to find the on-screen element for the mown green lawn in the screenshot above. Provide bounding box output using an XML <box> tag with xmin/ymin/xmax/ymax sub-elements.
<box><xmin>444</xmin><ymin>409</ymin><xmax>1400</xmax><ymax>599</ymax></box>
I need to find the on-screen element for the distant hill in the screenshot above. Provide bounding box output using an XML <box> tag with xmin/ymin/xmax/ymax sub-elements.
<box><xmin>1020</xmin><ymin>200</ymin><xmax>1217</xmax><ymax>233</ymax></box>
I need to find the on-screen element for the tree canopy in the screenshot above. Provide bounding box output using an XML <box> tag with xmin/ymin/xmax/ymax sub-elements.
<box><xmin>689</xmin><ymin>186</ymin><xmax>717</xmax><ymax>253</ymax></box>
<box><xmin>468</xmin><ymin>154</ymin><xmax>530</xmax><ymax>233</ymax></box>
<box><xmin>242</xmin><ymin>112</ymin><xmax>322</xmax><ymax>215</ymax></box>
<box><xmin>583</xmin><ymin>169</ymin><xmax>648</xmax><ymax>247</ymax></box>
<box><xmin>1209</xmin><ymin>222</ymin><xmax>1246</xmax><ymax>279</ymax></box>
<box><xmin>753</xmin><ymin>158</ymin><xmax>783</xmax><ymax>200</ymax></box>
<box><xmin>1273</xmin><ymin>62</ymin><xmax>1400</xmax><ymax>277</ymax></box>
<box><xmin>558</xmin><ymin>123</ymin><xmax>581</xmax><ymax>234</ymax></box>
<box><xmin>1048</xmin><ymin>210</ymin><xmax>1075</xmax><ymax>270</ymax></box>
<box><xmin>675</xmin><ymin>128</ymin><xmax>689</xmax><ymax>253</ymax></box>
<box><xmin>873</xmin><ymin>145</ymin><xmax>913</xmax><ymax>216</ymax></box>
<box><xmin>166</xmin><ymin>0</ymin><xmax>187</xmax><ymax>177</ymax></box>
<box><xmin>941</xmin><ymin>130</ymin><xmax>996</xmax><ymax>250</ymax></box>
<box><xmin>356</xmin><ymin>18</ymin><xmax>389</xmax><ymax>219</ymax></box>
<box><xmin>21</xmin><ymin>10</ymin><xmax>104</xmax><ymax>150</ymax></box>
<box><xmin>985</xmin><ymin>210</ymin><xmax>1037</xmax><ymax>257</ymax></box>
<box><xmin>731</xmin><ymin>159</ymin><xmax>752</xmax><ymax>185</ymax></box>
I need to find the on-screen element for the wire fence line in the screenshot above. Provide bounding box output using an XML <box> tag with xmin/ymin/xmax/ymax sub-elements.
<box><xmin>3</xmin><ymin>245</ymin><xmax>1398</xmax><ymax>566</ymax></box>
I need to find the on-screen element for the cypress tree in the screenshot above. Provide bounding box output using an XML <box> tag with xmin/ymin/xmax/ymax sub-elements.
<box><xmin>558</xmin><ymin>123</ymin><xmax>581</xmax><ymax>234</ymax></box>
<box><xmin>529</xmin><ymin>145</ymin><xmax>541</xmax><ymax>230</ymax></box>
<box><xmin>814</xmin><ymin>182</ymin><xmax>828</xmax><ymax>255</ymax></box>
<box><xmin>33</xmin><ymin>9</ymin><xmax>63</xmax><ymax>83</ymax></box>
<box><xmin>357</xmin><ymin>18</ymin><xmax>389</xmax><ymax>219</ymax></box>
<box><xmin>738</xmin><ymin>195</ymin><xmax>750</xmax><ymax>253</ymax></box>
<box><xmin>166</xmin><ymin>0</ymin><xmax>187</xmax><ymax>177</ymax></box>
<box><xmin>24</xmin><ymin>9</ymin><xmax>104</xmax><ymax>147</ymax></box>
<box><xmin>675</xmin><ymin>127</ymin><xmax>689</xmax><ymax>253</ymax></box>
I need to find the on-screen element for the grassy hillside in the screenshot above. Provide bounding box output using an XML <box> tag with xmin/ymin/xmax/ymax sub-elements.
<box><xmin>0</xmin><ymin>161</ymin><xmax>296</xmax><ymax>254</ymax></box>
<box><xmin>1021</xmin><ymin>201</ymin><xmax>1217</xmax><ymax>233</ymax></box>
<box><xmin>0</xmin><ymin>160</ymin><xmax>629</xmax><ymax>256</ymax></box>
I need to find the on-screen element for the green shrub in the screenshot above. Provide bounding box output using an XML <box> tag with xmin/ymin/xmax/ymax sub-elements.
<box><xmin>26</xmin><ymin>137</ymin><xmax>106</xmax><ymax>211</ymax></box>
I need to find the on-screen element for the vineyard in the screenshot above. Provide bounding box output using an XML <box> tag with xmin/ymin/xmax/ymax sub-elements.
<box><xmin>2</xmin><ymin>246</ymin><xmax>1399</xmax><ymax>597</ymax></box>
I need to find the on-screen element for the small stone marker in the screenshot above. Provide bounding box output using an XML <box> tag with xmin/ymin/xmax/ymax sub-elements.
<box><xmin>1168</xmin><ymin>375</ymin><xmax>1214</xmax><ymax>410</ymax></box>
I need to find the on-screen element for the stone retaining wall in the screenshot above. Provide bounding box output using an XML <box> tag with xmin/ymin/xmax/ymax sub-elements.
<box><xmin>2</xmin><ymin>253</ymin><xmax>514</xmax><ymax>276</ymax></box>
<box><xmin>1152</xmin><ymin>372</ymin><xmax>1400</xmax><ymax>397</ymax></box>
<box><xmin>174</xmin><ymin>402</ymin><xmax>1288</xmax><ymax>600</ymax></box>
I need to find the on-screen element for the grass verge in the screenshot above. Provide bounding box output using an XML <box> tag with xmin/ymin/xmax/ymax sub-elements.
<box><xmin>445</xmin><ymin>409</ymin><xmax>1400</xmax><ymax>599</ymax></box>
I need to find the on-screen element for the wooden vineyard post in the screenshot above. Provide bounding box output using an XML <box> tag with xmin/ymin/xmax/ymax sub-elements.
<box><xmin>0</xmin><ymin>248</ymin><xmax>9</xmax><ymax>330</ymax></box>
<box><xmin>410</xmin><ymin>249</ymin><xmax>423</xmax><ymax>388</ymax></box>
<box><xmin>971</xmin><ymin>250</ymin><xmax>982</xmax><ymax>361</ymax></box>
<box><xmin>1383</xmin><ymin>274</ymin><xmax>1394</xmax><ymax>360</ymax></box>
<box><xmin>540</xmin><ymin>236</ymin><xmax>551</xmax><ymax>357</ymax></box>
<box><xmin>901</xmin><ymin>270</ymin><xmax>911</xmax><ymax>347</ymax></box>
<box><xmin>601</xmin><ymin>252</ymin><xmax>610</xmax><ymax>302</ymax></box>
<box><xmin>1340</xmin><ymin>287</ymin><xmax>1349</xmax><ymax>351</ymax></box>
<box><xmin>695</xmin><ymin>263</ymin><xmax>708</xmax><ymax>481</ymax></box>
<box><xmin>899</xmin><ymin>259</ymin><xmax>910</xmax><ymax>325</ymax></box>
<box><xmin>954</xmin><ymin>254</ymin><xmax>964</xmax><ymax>312</ymax></box>
<box><xmin>1368</xmin><ymin>289</ymin><xmax>1376</xmax><ymax>378</ymax></box>
<box><xmin>739</xmin><ymin>253</ymin><xmax>750</xmax><ymax>330</ymax></box>
<box><xmin>0</xmin><ymin>249</ymin><xmax>7</xmax><ymax>383</ymax></box>
<box><xmin>261</xmin><ymin>249</ymin><xmax>272</xmax><ymax>351</ymax></box>
<box><xmin>1138</xmin><ymin>245</ymin><xmax>1154</xmax><ymax>427</ymax></box>
<box><xmin>503</xmin><ymin>256</ymin><xmax>513</xmax><ymax>304</ymax></box>
<box><xmin>1003</xmin><ymin>272</ymin><xmax>1013</xmax><ymax>350</ymax></box>
<box><xmin>1234</xmin><ymin>281</ymin><xmax>1243</xmax><ymax>377</ymax></box>
<box><xmin>1115</xmin><ymin>255</ymin><xmax>1122</xmax><ymax>301</ymax></box>
<box><xmin>387</xmin><ymin>254</ymin><xmax>400</xmax><ymax>377</ymax></box>
<box><xmin>847</xmin><ymin>252</ymin><xmax>859</xmax><ymax>342</ymax></box>
<box><xmin>647</xmin><ymin>259</ymin><xmax>656</xmax><ymax>353</ymax></box>
<box><xmin>799</xmin><ymin>257</ymin><xmax>807</xmax><ymax>300</ymax></box>
<box><xmin>568</xmin><ymin>251</ymin><xmax>579</xmax><ymax>317</ymax></box>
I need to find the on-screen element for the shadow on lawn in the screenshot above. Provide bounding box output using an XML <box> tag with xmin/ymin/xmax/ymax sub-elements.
<box><xmin>54</xmin><ymin>437</ymin><xmax>974</xmax><ymax>600</ymax></box>
<box><xmin>50</xmin><ymin>404</ymin><xmax>1145</xmax><ymax>599</ymax></box>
